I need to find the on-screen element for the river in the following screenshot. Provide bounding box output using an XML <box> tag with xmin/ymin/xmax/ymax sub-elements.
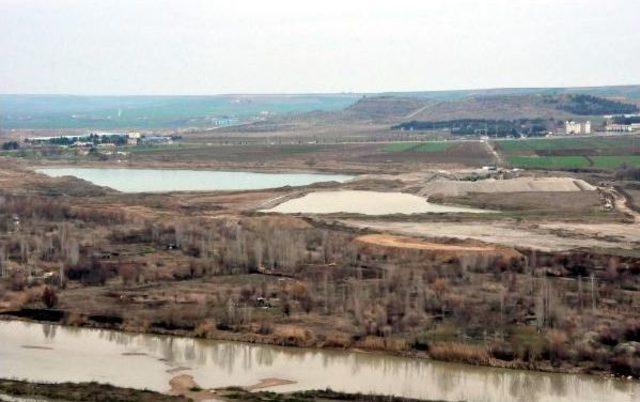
<box><xmin>1</xmin><ymin>321</ymin><xmax>638</xmax><ymax>402</ymax></box>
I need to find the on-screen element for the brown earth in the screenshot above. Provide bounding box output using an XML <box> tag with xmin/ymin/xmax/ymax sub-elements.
<box><xmin>355</xmin><ymin>234</ymin><xmax>521</xmax><ymax>261</ymax></box>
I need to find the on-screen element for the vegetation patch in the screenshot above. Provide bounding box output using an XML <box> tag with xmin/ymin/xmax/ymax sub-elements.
<box><xmin>217</xmin><ymin>387</ymin><xmax>449</xmax><ymax>402</ymax></box>
<box><xmin>383</xmin><ymin>142</ymin><xmax>452</xmax><ymax>153</ymax></box>
<box><xmin>507</xmin><ymin>155</ymin><xmax>590</xmax><ymax>169</ymax></box>
<box><xmin>497</xmin><ymin>136</ymin><xmax>640</xmax><ymax>155</ymax></box>
<box><xmin>392</xmin><ymin>118</ymin><xmax>551</xmax><ymax>137</ymax></box>
<box><xmin>0</xmin><ymin>379</ymin><xmax>189</xmax><ymax>402</ymax></box>
<box><xmin>592</xmin><ymin>155</ymin><xmax>640</xmax><ymax>169</ymax></box>
<box><xmin>552</xmin><ymin>94</ymin><xmax>638</xmax><ymax>115</ymax></box>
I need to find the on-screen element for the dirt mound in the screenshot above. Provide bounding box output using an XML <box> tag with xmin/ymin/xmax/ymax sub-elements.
<box><xmin>422</xmin><ymin>177</ymin><xmax>595</xmax><ymax>197</ymax></box>
<box><xmin>355</xmin><ymin>234</ymin><xmax>521</xmax><ymax>260</ymax></box>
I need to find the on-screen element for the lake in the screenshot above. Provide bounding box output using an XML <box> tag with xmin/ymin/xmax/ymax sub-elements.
<box><xmin>1</xmin><ymin>321</ymin><xmax>636</xmax><ymax>402</ymax></box>
<box><xmin>262</xmin><ymin>190</ymin><xmax>491</xmax><ymax>215</ymax></box>
<box><xmin>36</xmin><ymin>168</ymin><xmax>353</xmax><ymax>193</ymax></box>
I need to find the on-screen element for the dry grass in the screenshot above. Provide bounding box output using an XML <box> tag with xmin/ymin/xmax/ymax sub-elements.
<box><xmin>429</xmin><ymin>342</ymin><xmax>491</xmax><ymax>365</ymax></box>
<box><xmin>273</xmin><ymin>325</ymin><xmax>315</xmax><ymax>347</ymax></box>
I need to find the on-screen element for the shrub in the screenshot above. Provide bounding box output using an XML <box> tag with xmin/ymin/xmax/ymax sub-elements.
<box><xmin>489</xmin><ymin>341</ymin><xmax>516</xmax><ymax>361</ymax></box>
<box><xmin>545</xmin><ymin>329</ymin><xmax>569</xmax><ymax>363</ymax></box>
<box><xmin>610</xmin><ymin>355</ymin><xmax>640</xmax><ymax>378</ymax></box>
<box><xmin>194</xmin><ymin>319</ymin><xmax>216</xmax><ymax>338</ymax></box>
<box><xmin>624</xmin><ymin>320</ymin><xmax>640</xmax><ymax>342</ymax></box>
<box><xmin>429</xmin><ymin>342</ymin><xmax>491</xmax><ymax>365</ymax></box>
<box><xmin>42</xmin><ymin>286</ymin><xmax>58</xmax><ymax>309</ymax></box>
<box><xmin>1</xmin><ymin>141</ymin><xmax>19</xmax><ymax>150</ymax></box>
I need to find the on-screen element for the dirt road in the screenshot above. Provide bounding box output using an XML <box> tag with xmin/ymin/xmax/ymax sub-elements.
<box><xmin>483</xmin><ymin>139</ymin><xmax>503</xmax><ymax>166</ymax></box>
<box><xmin>609</xmin><ymin>187</ymin><xmax>640</xmax><ymax>223</ymax></box>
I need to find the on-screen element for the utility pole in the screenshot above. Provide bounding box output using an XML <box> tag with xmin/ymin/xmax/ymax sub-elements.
<box><xmin>578</xmin><ymin>275</ymin><xmax>583</xmax><ymax>313</ymax></box>
<box><xmin>59</xmin><ymin>263</ymin><xmax>66</xmax><ymax>288</ymax></box>
<box><xmin>590</xmin><ymin>274</ymin><xmax>597</xmax><ymax>312</ymax></box>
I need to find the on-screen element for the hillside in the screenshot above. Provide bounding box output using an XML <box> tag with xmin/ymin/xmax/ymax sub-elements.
<box><xmin>382</xmin><ymin>84</ymin><xmax>640</xmax><ymax>101</ymax></box>
<box><xmin>399</xmin><ymin>95</ymin><xmax>563</xmax><ymax>121</ymax></box>
<box><xmin>3</xmin><ymin>85</ymin><xmax>638</xmax><ymax>131</ymax></box>
<box><xmin>0</xmin><ymin>94</ymin><xmax>360</xmax><ymax>129</ymax></box>
<box><xmin>337</xmin><ymin>93</ymin><xmax>638</xmax><ymax>125</ymax></box>
<box><xmin>343</xmin><ymin>96</ymin><xmax>432</xmax><ymax>119</ymax></box>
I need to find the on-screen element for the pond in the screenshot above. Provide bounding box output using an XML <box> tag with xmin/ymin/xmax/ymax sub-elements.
<box><xmin>262</xmin><ymin>190</ymin><xmax>491</xmax><ymax>215</ymax></box>
<box><xmin>1</xmin><ymin>321</ymin><xmax>636</xmax><ymax>402</ymax></box>
<box><xmin>36</xmin><ymin>168</ymin><xmax>353</xmax><ymax>193</ymax></box>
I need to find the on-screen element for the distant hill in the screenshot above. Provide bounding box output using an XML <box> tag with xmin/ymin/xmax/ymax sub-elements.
<box><xmin>398</xmin><ymin>95</ymin><xmax>565</xmax><ymax>121</ymax></box>
<box><xmin>381</xmin><ymin>84</ymin><xmax>640</xmax><ymax>101</ymax></box>
<box><xmin>2</xmin><ymin>85</ymin><xmax>638</xmax><ymax>130</ymax></box>
<box><xmin>344</xmin><ymin>96</ymin><xmax>432</xmax><ymax>119</ymax></box>
<box><xmin>0</xmin><ymin>94</ymin><xmax>360</xmax><ymax>129</ymax></box>
<box><xmin>341</xmin><ymin>93</ymin><xmax>638</xmax><ymax>123</ymax></box>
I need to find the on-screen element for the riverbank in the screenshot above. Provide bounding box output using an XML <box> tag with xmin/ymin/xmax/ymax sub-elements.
<box><xmin>0</xmin><ymin>379</ymin><xmax>451</xmax><ymax>402</ymax></box>
<box><xmin>0</xmin><ymin>379</ymin><xmax>188</xmax><ymax>402</ymax></box>
<box><xmin>3</xmin><ymin>319</ymin><xmax>638</xmax><ymax>402</ymax></box>
<box><xmin>0</xmin><ymin>314</ymin><xmax>620</xmax><ymax>379</ymax></box>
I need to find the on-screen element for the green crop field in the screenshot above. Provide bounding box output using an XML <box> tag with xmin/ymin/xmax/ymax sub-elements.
<box><xmin>507</xmin><ymin>156</ymin><xmax>591</xmax><ymax>169</ymax></box>
<box><xmin>496</xmin><ymin>136</ymin><xmax>640</xmax><ymax>155</ymax></box>
<box><xmin>508</xmin><ymin>154</ymin><xmax>640</xmax><ymax>170</ymax></box>
<box><xmin>383</xmin><ymin>142</ymin><xmax>452</xmax><ymax>153</ymax></box>
<box><xmin>591</xmin><ymin>155</ymin><xmax>640</xmax><ymax>169</ymax></box>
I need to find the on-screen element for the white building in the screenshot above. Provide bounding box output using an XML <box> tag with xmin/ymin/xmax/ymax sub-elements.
<box><xmin>606</xmin><ymin>124</ymin><xmax>635</xmax><ymax>132</ymax></box>
<box><xmin>565</xmin><ymin>121</ymin><xmax>581</xmax><ymax>134</ymax></box>
<box><xmin>565</xmin><ymin>121</ymin><xmax>591</xmax><ymax>135</ymax></box>
<box><xmin>127</xmin><ymin>132</ymin><xmax>141</xmax><ymax>145</ymax></box>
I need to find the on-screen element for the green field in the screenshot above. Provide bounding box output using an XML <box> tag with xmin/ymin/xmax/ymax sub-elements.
<box><xmin>498</xmin><ymin>135</ymin><xmax>640</xmax><ymax>170</ymax></box>
<box><xmin>507</xmin><ymin>156</ymin><xmax>591</xmax><ymax>169</ymax></box>
<box><xmin>383</xmin><ymin>142</ymin><xmax>452</xmax><ymax>153</ymax></box>
<box><xmin>496</xmin><ymin>136</ymin><xmax>640</xmax><ymax>154</ymax></box>
<box><xmin>591</xmin><ymin>155</ymin><xmax>640</xmax><ymax>169</ymax></box>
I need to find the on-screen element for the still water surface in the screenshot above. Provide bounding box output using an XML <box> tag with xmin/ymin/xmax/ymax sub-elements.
<box><xmin>1</xmin><ymin>321</ymin><xmax>638</xmax><ymax>402</ymax></box>
<box><xmin>263</xmin><ymin>190</ymin><xmax>491</xmax><ymax>215</ymax></box>
<box><xmin>36</xmin><ymin>168</ymin><xmax>353</xmax><ymax>193</ymax></box>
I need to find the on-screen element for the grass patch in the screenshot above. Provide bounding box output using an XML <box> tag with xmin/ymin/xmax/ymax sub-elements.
<box><xmin>383</xmin><ymin>142</ymin><xmax>451</xmax><ymax>153</ymax></box>
<box><xmin>591</xmin><ymin>155</ymin><xmax>640</xmax><ymax>169</ymax></box>
<box><xmin>497</xmin><ymin>136</ymin><xmax>640</xmax><ymax>155</ymax></box>
<box><xmin>218</xmin><ymin>387</ymin><xmax>449</xmax><ymax>402</ymax></box>
<box><xmin>0</xmin><ymin>379</ymin><xmax>188</xmax><ymax>402</ymax></box>
<box><xmin>507</xmin><ymin>155</ymin><xmax>590</xmax><ymax>169</ymax></box>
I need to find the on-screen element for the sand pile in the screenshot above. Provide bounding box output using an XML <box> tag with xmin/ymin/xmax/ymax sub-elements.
<box><xmin>422</xmin><ymin>177</ymin><xmax>595</xmax><ymax>197</ymax></box>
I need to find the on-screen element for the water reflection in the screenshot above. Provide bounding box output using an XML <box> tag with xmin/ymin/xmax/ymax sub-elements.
<box><xmin>2</xmin><ymin>321</ymin><xmax>638</xmax><ymax>402</ymax></box>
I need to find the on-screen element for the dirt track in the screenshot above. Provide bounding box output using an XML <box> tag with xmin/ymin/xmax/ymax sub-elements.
<box><xmin>346</xmin><ymin>220</ymin><xmax>640</xmax><ymax>252</ymax></box>
<box><xmin>356</xmin><ymin>234</ymin><xmax>496</xmax><ymax>252</ymax></box>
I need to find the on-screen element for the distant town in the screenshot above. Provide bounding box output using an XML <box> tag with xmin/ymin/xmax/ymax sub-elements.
<box><xmin>1</xmin><ymin>131</ymin><xmax>180</xmax><ymax>154</ymax></box>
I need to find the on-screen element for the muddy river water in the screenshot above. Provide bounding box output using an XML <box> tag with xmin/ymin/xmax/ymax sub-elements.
<box><xmin>1</xmin><ymin>321</ymin><xmax>638</xmax><ymax>402</ymax></box>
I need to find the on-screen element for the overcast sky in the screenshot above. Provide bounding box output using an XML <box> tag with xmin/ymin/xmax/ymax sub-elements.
<box><xmin>1</xmin><ymin>0</ymin><xmax>639</xmax><ymax>95</ymax></box>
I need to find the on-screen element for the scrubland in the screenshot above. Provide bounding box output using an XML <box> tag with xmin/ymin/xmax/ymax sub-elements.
<box><xmin>2</xmin><ymin>155</ymin><xmax>640</xmax><ymax>380</ymax></box>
